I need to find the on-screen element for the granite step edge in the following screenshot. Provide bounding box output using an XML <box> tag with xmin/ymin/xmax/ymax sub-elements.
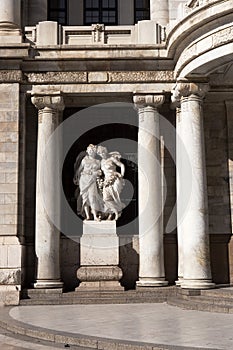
<box><xmin>167</xmin><ymin>297</ymin><xmax>232</xmax><ymax>313</ymax></box>
<box><xmin>0</xmin><ymin>306</ymin><xmax>217</xmax><ymax>350</ymax></box>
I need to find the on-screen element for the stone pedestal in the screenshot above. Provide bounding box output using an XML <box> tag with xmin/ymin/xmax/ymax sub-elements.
<box><xmin>76</xmin><ymin>221</ymin><xmax>123</xmax><ymax>291</ymax></box>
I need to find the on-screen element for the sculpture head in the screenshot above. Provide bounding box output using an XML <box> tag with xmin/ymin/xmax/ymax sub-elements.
<box><xmin>97</xmin><ymin>145</ymin><xmax>108</xmax><ymax>159</ymax></box>
<box><xmin>86</xmin><ymin>144</ymin><xmax>97</xmax><ymax>157</ymax></box>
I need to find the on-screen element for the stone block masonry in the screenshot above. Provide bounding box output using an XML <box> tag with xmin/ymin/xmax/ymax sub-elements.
<box><xmin>0</xmin><ymin>84</ymin><xmax>22</xmax><ymax>305</ymax></box>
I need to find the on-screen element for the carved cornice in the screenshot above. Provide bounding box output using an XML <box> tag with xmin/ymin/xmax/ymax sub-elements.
<box><xmin>31</xmin><ymin>92</ymin><xmax>64</xmax><ymax>111</ymax></box>
<box><xmin>176</xmin><ymin>81</ymin><xmax>209</xmax><ymax>98</ymax></box>
<box><xmin>133</xmin><ymin>94</ymin><xmax>165</xmax><ymax>109</ymax></box>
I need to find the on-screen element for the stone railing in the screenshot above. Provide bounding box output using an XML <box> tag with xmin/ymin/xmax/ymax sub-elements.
<box><xmin>24</xmin><ymin>21</ymin><xmax>166</xmax><ymax>46</ymax></box>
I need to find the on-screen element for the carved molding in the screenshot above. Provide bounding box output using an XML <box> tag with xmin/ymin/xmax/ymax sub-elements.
<box><xmin>92</xmin><ymin>23</ymin><xmax>105</xmax><ymax>43</ymax></box>
<box><xmin>176</xmin><ymin>24</ymin><xmax>233</xmax><ymax>75</ymax></box>
<box><xmin>171</xmin><ymin>84</ymin><xmax>181</xmax><ymax>108</ymax></box>
<box><xmin>0</xmin><ymin>70</ymin><xmax>23</xmax><ymax>82</ymax></box>
<box><xmin>176</xmin><ymin>81</ymin><xmax>209</xmax><ymax>98</ymax></box>
<box><xmin>26</xmin><ymin>71</ymin><xmax>174</xmax><ymax>84</ymax></box>
<box><xmin>27</xmin><ymin>72</ymin><xmax>87</xmax><ymax>83</ymax></box>
<box><xmin>186</xmin><ymin>0</ymin><xmax>210</xmax><ymax>10</ymax></box>
<box><xmin>133</xmin><ymin>94</ymin><xmax>165</xmax><ymax>109</ymax></box>
<box><xmin>31</xmin><ymin>93</ymin><xmax>65</xmax><ymax>111</ymax></box>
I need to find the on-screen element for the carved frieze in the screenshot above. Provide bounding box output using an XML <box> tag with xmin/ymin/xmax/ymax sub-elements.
<box><xmin>110</xmin><ymin>71</ymin><xmax>174</xmax><ymax>82</ymax></box>
<box><xmin>0</xmin><ymin>70</ymin><xmax>23</xmax><ymax>82</ymax></box>
<box><xmin>26</xmin><ymin>72</ymin><xmax>87</xmax><ymax>83</ymax></box>
<box><xmin>26</xmin><ymin>70</ymin><xmax>174</xmax><ymax>84</ymax></box>
<box><xmin>212</xmin><ymin>26</ymin><xmax>233</xmax><ymax>48</ymax></box>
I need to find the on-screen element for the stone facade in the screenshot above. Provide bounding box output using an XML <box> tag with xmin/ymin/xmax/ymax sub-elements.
<box><xmin>0</xmin><ymin>0</ymin><xmax>232</xmax><ymax>304</ymax></box>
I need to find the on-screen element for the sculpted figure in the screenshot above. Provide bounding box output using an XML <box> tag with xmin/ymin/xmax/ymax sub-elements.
<box><xmin>97</xmin><ymin>146</ymin><xmax>125</xmax><ymax>220</ymax></box>
<box><xmin>73</xmin><ymin>144</ymin><xmax>103</xmax><ymax>221</ymax></box>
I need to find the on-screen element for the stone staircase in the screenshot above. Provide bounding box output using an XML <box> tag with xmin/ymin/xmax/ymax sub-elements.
<box><xmin>167</xmin><ymin>286</ymin><xmax>233</xmax><ymax>313</ymax></box>
<box><xmin>20</xmin><ymin>286</ymin><xmax>176</xmax><ymax>305</ymax></box>
<box><xmin>20</xmin><ymin>285</ymin><xmax>233</xmax><ymax>313</ymax></box>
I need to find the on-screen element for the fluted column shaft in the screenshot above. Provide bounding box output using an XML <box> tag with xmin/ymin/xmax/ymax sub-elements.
<box><xmin>134</xmin><ymin>93</ymin><xmax>168</xmax><ymax>287</ymax></box>
<box><xmin>32</xmin><ymin>93</ymin><xmax>64</xmax><ymax>289</ymax></box>
<box><xmin>150</xmin><ymin>0</ymin><xmax>169</xmax><ymax>26</ymax></box>
<box><xmin>175</xmin><ymin>82</ymin><xmax>214</xmax><ymax>289</ymax></box>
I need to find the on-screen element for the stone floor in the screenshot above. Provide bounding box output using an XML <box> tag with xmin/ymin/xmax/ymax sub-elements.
<box><xmin>0</xmin><ymin>303</ymin><xmax>233</xmax><ymax>349</ymax></box>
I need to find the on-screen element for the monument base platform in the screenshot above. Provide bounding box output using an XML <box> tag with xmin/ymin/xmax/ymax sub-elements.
<box><xmin>76</xmin><ymin>221</ymin><xmax>123</xmax><ymax>291</ymax></box>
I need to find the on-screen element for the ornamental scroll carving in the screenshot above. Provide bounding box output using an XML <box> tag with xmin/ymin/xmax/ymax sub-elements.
<box><xmin>133</xmin><ymin>94</ymin><xmax>165</xmax><ymax>123</ymax></box>
<box><xmin>176</xmin><ymin>81</ymin><xmax>209</xmax><ymax>98</ymax></box>
<box><xmin>31</xmin><ymin>94</ymin><xmax>64</xmax><ymax>111</ymax></box>
<box><xmin>133</xmin><ymin>94</ymin><xmax>165</xmax><ymax>108</ymax></box>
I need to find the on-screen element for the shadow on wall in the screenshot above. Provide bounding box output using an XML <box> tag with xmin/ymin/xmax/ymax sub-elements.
<box><xmin>60</xmin><ymin>236</ymin><xmax>80</xmax><ymax>291</ymax></box>
<box><xmin>210</xmin><ymin>234</ymin><xmax>231</xmax><ymax>284</ymax></box>
<box><xmin>119</xmin><ymin>236</ymin><xmax>139</xmax><ymax>290</ymax></box>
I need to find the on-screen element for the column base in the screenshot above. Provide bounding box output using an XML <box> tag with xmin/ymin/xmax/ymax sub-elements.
<box><xmin>34</xmin><ymin>280</ymin><xmax>64</xmax><ymax>289</ymax></box>
<box><xmin>136</xmin><ymin>277</ymin><xmax>168</xmax><ymax>288</ymax></box>
<box><xmin>181</xmin><ymin>279</ymin><xmax>215</xmax><ymax>290</ymax></box>
<box><xmin>76</xmin><ymin>281</ymin><xmax>123</xmax><ymax>291</ymax></box>
<box><xmin>175</xmin><ymin>277</ymin><xmax>183</xmax><ymax>286</ymax></box>
<box><xmin>77</xmin><ymin>266</ymin><xmax>123</xmax><ymax>291</ymax></box>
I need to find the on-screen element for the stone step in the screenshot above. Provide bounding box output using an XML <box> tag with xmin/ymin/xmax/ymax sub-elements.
<box><xmin>20</xmin><ymin>287</ymin><xmax>176</xmax><ymax>304</ymax></box>
<box><xmin>179</xmin><ymin>295</ymin><xmax>233</xmax><ymax>307</ymax></box>
<box><xmin>201</xmin><ymin>287</ymin><xmax>233</xmax><ymax>298</ymax></box>
<box><xmin>20</xmin><ymin>298</ymin><xmax>167</xmax><ymax>306</ymax></box>
<box><xmin>167</xmin><ymin>297</ymin><xmax>233</xmax><ymax>313</ymax></box>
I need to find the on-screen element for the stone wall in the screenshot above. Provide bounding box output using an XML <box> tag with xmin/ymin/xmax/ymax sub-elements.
<box><xmin>204</xmin><ymin>101</ymin><xmax>232</xmax><ymax>284</ymax></box>
<box><xmin>204</xmin><ymin>102</ymin><xmax>231</xmax><ymax>235</ymax></box>
<box><xmin>0</xmin><ymin>84</ymin><xmax>23</xmax><ymax>305</ymax></box>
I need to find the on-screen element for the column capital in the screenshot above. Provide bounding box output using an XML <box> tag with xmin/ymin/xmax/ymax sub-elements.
<box><xmin>175</xmin><ymin>80</ymin><xmax>209</xmax><ymax>99</ymax></box>
<box><xmin>133</xmin><ymin>93</ymin><xmax>165</xmax><ymax>109</ymax></box>
<box><xmin>171</xmin><ymin>84</ymin><xmax>181</xmax><ymax>109</ymax></box>
<box><xmin>31</xmin><ymin>92</ymin><xmax>65</xmax><ymax>111</ymax></box>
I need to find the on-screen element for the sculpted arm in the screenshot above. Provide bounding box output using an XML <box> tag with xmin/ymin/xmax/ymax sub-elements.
<box><xmin>112</xmin><ymin>157</ymin><xmax>125</xmax><ymax>177</ymax></box>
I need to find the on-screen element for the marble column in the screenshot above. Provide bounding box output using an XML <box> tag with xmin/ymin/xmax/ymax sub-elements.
<box><xmin>175</xmin><ymin>81</ymin><xmax>215</xmax><ymax>289</ymax></box>
<box><xmin>150</xmin><ymin>0</ymin><xmax>169</xmax><ymax>26</ymax></box>
<box><xmin>31</xmin><ymin>92</ymin><xmax>64</xmax><ymax>289</ymax></box>
<box><xmin>171</xmin><ymin>87</ymin><xmax>184</xmax><ymax>286</ymax></box>
<box><xmin>134</xmin><ymin>93</ymin><xmax>168</xmax><ymax>287</ymax></box>
<box><xmin>0</xmin><ymin>0</ymin><xmax>22</xmax><ymax>43</ymax></box>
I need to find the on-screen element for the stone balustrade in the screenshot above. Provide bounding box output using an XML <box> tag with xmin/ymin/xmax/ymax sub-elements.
<box><xmin>24</xmin><ymin>22</ymin><xmax>166</xmax><ymax>46</ymax></box>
